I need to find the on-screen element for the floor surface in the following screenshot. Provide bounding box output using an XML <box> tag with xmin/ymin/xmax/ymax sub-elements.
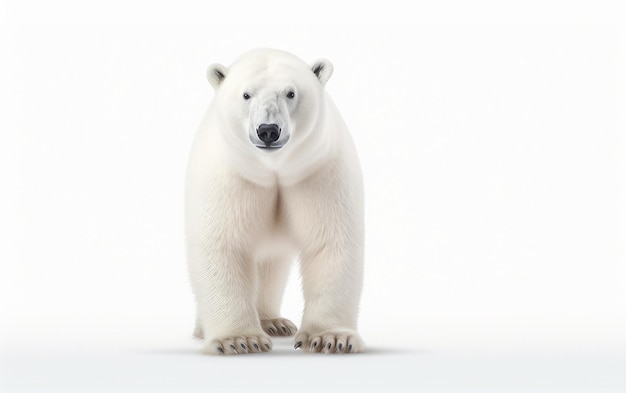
<box><xmin>2</xmin><ymin>336</ymin><xmax>625</xmax><ymax>392</ymax></box>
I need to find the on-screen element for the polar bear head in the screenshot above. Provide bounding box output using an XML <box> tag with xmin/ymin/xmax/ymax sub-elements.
<box><xmin>206</xmin><ymin>49</ymin><xmax>333</xmax><ymax>152</ymax></box>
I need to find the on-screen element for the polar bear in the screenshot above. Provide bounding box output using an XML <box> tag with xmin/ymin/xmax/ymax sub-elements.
<box><xmin>185</xmin><ymin>48</ymin><xmax>364</xmax><ymax>355</ymax></box>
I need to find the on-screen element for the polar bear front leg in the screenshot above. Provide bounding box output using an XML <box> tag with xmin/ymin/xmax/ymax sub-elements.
<box><xmin>187</xmin><ymin>175</ymin><xmax>277</xmax><ymax>355</ymax></box>
<box><xmin>189</xmin><ymin>247</ymin><xmax>272</xmax><ymax>355</ymax></box>
<box><xmin>284</xmin><ymin>159</ymin><xmax>366</xmax><ymax>354</ymax></box>
<box><xmin>294</xmin><ymin>244</ymin><xmax>365</xmax><ymax>354</ymax></box>
<box><xmin>257</xmin><ymin>255</ymin><xmax>298</xmax><ymax>336</ymax></box>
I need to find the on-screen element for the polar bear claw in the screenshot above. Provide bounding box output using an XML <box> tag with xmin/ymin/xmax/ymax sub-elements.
<box><xmin>261</xmin><ymin>318</ymin><xmax>297</xmax><ymax>336</ymax></box>
<box><xmin>204</xmin><ymin>334</ymin><xmax>272</xmax><ymax>355</ymax></box>
<box><xmin>294</xmin><ymin>329</ymin><xmax>365</xmax><ymax>354</ymax></box>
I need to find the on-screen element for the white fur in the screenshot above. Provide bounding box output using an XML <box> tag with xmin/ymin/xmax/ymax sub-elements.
<box><xmin>185</xmin><ymin>48</ymin><xmax>364</xmax><ymax>355</ymax></box>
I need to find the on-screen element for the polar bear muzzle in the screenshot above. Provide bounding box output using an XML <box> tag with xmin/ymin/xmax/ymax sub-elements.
<box><xmin>256</xmin><ymin>123</ymin><xmax>281</xmax><ymax>145</ymax></box>
<box><xmin>252</xmin><ymin>123</ymin><xmax>289</xmax><ymax>150</ymax></box>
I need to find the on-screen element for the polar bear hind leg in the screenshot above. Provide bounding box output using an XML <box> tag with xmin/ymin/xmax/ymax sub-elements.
<box><xmin>257</xmin><ymin>254</ymin><xmax>298</xmax><ymax>336</ymax></box>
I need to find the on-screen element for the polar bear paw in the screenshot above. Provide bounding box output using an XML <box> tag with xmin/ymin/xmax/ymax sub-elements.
<box><xmin>202</xmin><ymin>334</ymin><xmax>273</xmax><ymax>355</ymax></box>
<box><xmin>260</xmin><ymin>318</ymin><xmax>298</xmax><ymax>336</ymax></box>
<box><xmin>294</xmin><ymin>329</ymin><xmax>365</xmax><ymax>354</ymax></box>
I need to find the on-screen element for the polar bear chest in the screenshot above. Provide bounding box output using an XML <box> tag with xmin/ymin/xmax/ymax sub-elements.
<box><xmin>250</xmin><ymin>193</ymin><xmax>298</xmax><ymax>262</ymax></box>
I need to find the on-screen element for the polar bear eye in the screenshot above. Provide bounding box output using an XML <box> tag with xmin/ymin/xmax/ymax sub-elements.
<box><xmin>286</xmin><ymin>91</ymin><xmax>295</xmax><ymax>99</ymax></box>
<box><xmin>243</xmin><ymin>93</ymin><xmax>251</xmax><ymax>100</ymax></box>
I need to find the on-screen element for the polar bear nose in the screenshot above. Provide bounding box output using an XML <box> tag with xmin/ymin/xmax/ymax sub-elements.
<box><xmin>257</xmin><ymin>123</ymin><xmax>281</xmax><ymax>144</ymax></box>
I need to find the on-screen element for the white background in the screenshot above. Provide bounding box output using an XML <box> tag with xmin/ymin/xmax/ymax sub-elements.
<box><xmin>2</xmin><ymin>0</ymin><xmax>625</xmax><ymax>391</ymax></box>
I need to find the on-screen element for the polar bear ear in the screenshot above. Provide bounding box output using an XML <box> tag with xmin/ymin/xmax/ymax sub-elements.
<box><xmin>206</xmin><ymin>63</ymin><xmax>228</xmax><ymax>89</ymax></box>
<box><xmin>311</xmin><ymin>59</ymin><xmax>333</xmax><ymax>86</ymax></box>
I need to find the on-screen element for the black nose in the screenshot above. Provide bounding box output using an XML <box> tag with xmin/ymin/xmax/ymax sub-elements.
<box><xmin>257</xmin><ymin>124</ymin><xmax>281</xmax><ymax>144</ymax></box>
